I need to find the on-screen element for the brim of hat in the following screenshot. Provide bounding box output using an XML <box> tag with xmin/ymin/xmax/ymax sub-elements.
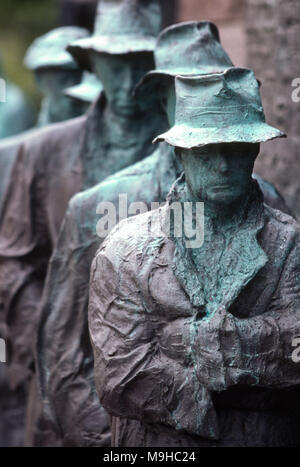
<box><xmin>64</xmin><ymin>82</ymin><xmax>103</xmax><ymax>103</ymax></box>
<box><xmin>24</xmin><ymin>51</ymin><xmax>78</xmax><ymax>71</ymax></box>
<box><xmin>134</xmin><ymin>66</ymin><xmax>231</xmax><ymax>97</ymax></box>
<box><xmin>68</xmin><ymin>36</ymin><xmax>155</xmax><ymax>71</ymax></box>
<box><xmin>153</xmin><ymin>123</ymin><xmax>286</xmax><ymax>148</ymax></box>
<box><xmin>134</xmin><ymin>71</ymin><xmax>173</xmax><ymax>98</ymax></box>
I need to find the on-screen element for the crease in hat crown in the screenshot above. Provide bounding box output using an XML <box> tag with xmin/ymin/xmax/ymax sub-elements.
<box><xmin>134</xmin><ymin>21</ymin><xmax>233</xmax><ymax>98</ymax></box>
<box><xmin>154</xmin><ymin>67</ymin><xmax>285</xmax><ymax>149</ymax></box>
<box><xmin>68</xmin><ymin>0</ymin><xmax>162</xmax><ymax>71</ymax></box>
<box><xmin>24</xmin><ymin>26</ymin><xmax>90</xmax><ymax>71</ymax></box>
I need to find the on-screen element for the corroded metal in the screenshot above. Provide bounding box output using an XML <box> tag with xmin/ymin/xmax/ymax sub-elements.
<box><xmin>89</xmin><ymin>68</ymin><xmax>300</xmax><ymax>447</ymax></box>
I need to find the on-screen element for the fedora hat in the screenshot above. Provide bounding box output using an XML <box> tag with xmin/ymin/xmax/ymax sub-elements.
<box><xmin>24</xmin><ymin>27</ymin><xmax>90</xmax><ymax>71</ymax></box>
<box><xmin>134</xmin><ymin>21</ymin><xmax>233</xmax><ymax>99</ymax></box>
<box><xmin>154</xmin><ymin>68</ymin><xmax>285</xmax><ymax>149</ymax></box>
<box><xmin>64</xmin><ymin>72</ymin><xmax>103</xmax><ymax>103</ymax></box>
<box><xmin>67</xmin><ymin>0</ymin><xmax>162</xmax><ymax>71</ymax></box>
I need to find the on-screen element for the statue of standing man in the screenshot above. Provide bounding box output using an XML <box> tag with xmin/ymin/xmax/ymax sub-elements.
<box><xmin>89</xmin><ymin>68</ymin><xmax>300</xmax><ymax>447</ymax></box>
<box><xmin>0</xmin><ymin>0</ymin><xmax>165</xmax><ymax>446</ymax></box>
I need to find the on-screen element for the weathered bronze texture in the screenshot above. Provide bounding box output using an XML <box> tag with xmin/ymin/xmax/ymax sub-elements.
<box><xmin>37</xmin><ymin>25</ymin><xmax>292</xmax><ymax>448</ymax></box>
<box><xmin>155</xmin><ymin>69</ymin><xmax>284</xmax><ymax>147</ymax></box>
<box><xmin>0</xmin><ymin>56</ymin><xmax>33</xmax><ymax>139</ymax></box>
<box><xmin>67</xmin><ymin>0</ymin><xmax>162</xmax><ymax>70</ymax></box>
<box><xmin>0</xmin><ymin>0</ymin><xmax>165</xmax><ymax>447</ymax></box>
<box><xmin>36</xmin><ymin>19</ymin><xmax>234</xmax><ymax>448</ymax></box>
<box><xmin>89</xmin><ymin>70</ymin><xmax>300</xmax><ymax>447</ymax></box>
<box><xmin>24</xmin><ymin>27</ymin><xmax>91</xmax><ymax>125</ymax></box>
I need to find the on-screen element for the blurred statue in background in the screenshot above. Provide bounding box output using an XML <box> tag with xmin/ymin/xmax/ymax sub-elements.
<box><xmin>24</xmin><ymin>26</ymin><xmax>89</xmax><ymax>126</ymax></box>
<box><xmin>89</xmin><ymin>69</ymin><xmax>300</xmax><ymax>447</ymax></box>
<box><xmin>0</xmin><ymin>27</ymin><xmax>89</xmax><ymax>212</ymax></box>
<box><xmin>0</xmin><ymin>365</ymin><xmax>26</xmax><ymax>447</ymax></box>
<box><xmin>37</xmin><ymin>21</ymin><xmax>293</xmax><ymax>449</ymax></box>
<box><xmin>0</xmin><ymin>55</ymin><xmax>33</xmax><ymax>448</ymax></box>
<box><xmin>0</xmin><ymin>0</ymin><xmax>165</xmax><ymax>447</ymax></box>
<box><xmin>37</xmin><ymin>20</ymin><xmax>232</xmax><ymax>447</ymax></box>
<box><xmin>0</xmin><ymin>57</ymin><xmax>33</xmax><ymax>139</ymax></box>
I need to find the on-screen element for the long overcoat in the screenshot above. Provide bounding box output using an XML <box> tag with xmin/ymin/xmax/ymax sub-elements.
<box><xmin>89</xmin><ymin>179</ymin><xmax>300</xmax><ymax>447</ymax></box>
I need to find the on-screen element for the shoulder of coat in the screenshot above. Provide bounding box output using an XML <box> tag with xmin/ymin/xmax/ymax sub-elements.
<box><xmin>263</xmin><ymin>203</ymin><xmax>300</xmax><ymax>246</ymax></box>
<box><xmin>100</xmin><ymin>207</ymin><xmax>167</xmax><ymax>261</ymax></box>
<box><xmin>22</xmin><ymin>114</ymin><xmax>86</xmax><ymax>156</ymax></box>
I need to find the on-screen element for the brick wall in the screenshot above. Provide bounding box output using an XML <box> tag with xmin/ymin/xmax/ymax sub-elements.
<box><xmin>246</xmin><ymin>0</ymin><xmax>300</xmax><ymax>218</ymax></box>
<box><xmin>178</xmin><ymin>0</ymin><xmax>245</xmax><ymax>23</ymax></box>
<box><xmin>177</xmin><ymin>0</ymin><xmax>247</xmax><ymax>66</ymax></box>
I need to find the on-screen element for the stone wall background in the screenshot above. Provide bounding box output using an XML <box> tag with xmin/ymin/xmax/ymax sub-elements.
<box><xmin>60</xmin><ymin>0</ymin><xmax>178</xmax><ymax>30</ymax></box>
<box><xmin>178</xmin><ymin>0</ymin><xmax>299</xmax><ymax>218</ymax></box>
<box><xmin>177</xmin><ymin>0</ymin><xmax>247</xmax><ymax>66</ymax></box>
<box><xmin>246</xmin><ymin>0</ymin><xmax>300</xmax><ymax>218</ymax></box>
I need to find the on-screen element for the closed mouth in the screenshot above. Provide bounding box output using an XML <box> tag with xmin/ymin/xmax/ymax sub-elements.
<box><xmin>118</xmin><ymin>104</ymin><xmax>135</xmax><ymax>110</ymax></box>
<box><xmin>212</xmin><ymin>184</ymin><xmax>231</xmax><ymax>191</ymax></box>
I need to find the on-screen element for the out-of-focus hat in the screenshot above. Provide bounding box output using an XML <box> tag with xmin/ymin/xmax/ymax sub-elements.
<box><xmin>67</xmin><ymin>0</ymin><xmax>162</xmax><ymax>71</ymax></box>
<box><xmin>134</xmin><ymin>21</ymin><xmax>233</xmax><ymax>99</ymax></box>
<box><xmin>64</xmin><ymin>72</ymin><xmax>103</xmax><ymax>103</ymax></box>
<box><xmin>24</xmin><ymin>26</ymin><xmax>90</xmax><ymax>71</ymax></box>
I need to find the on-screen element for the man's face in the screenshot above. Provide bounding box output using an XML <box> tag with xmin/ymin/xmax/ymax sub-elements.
<box><xmin>90</xmin><ymin>51</ymin><xmax>154</xmax><ymax>116</ymax></box>
<box><xmin>179</xmin><ymin>143</ymin><xmax>260</xmax><ymax>205</ymax></box>
<box><xmin>35</xmin><ymin>68</ymin><xmax>82</xmax><ymax>98</ymax></box>
<box><xmin>35</xmin><ymin>68</ymin><xmax>84</xmax><ymax>122</ymax></box>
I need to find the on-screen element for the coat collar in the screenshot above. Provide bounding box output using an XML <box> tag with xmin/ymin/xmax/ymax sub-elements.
<box><xmin>161</xmin><ymin>175</ymin><xmax>268</xmax><ymax>313</ymax></box>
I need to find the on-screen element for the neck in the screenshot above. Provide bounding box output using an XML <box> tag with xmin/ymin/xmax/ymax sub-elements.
<box><xmin>103</xmin><ymin>93</ymin><xmax>143</xmax><ymax>124</ymax></box>
<box><xmin>204</xmin><ymin>198</ymin><xmax>245</xmax><ymax>223</ymax></box>
<box><xmin>185</xmin><ymin>183</ymin><xmax>251</xmax><ymax>229</ymax></box>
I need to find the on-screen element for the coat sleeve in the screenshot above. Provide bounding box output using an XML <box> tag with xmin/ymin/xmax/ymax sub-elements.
<box><xmin>0</xmin><ymin>142</ymin><xmax>50</xmax><ymax>389</ymax></box>
<box><xmin>88</xmin><ymin>234</ymin><xmax>221</xmax><ymax>441</ymax></box>
<box><xmin>37</xmin><ymin>200</ymin><xmax>111</xmax><ymax>447</ymax></box>
<box><xmin>226</xmin><ymin>237</ymin><xmax>300</xmax><ymax>389</ymax></box>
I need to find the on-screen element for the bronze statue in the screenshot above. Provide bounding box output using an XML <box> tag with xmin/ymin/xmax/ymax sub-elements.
<box><xmin>0</xmin><ymin>60</ymin><xmax>34</xmax><ymax>446</ymax></box>
<box><xmin>0</xmin><ymin>0</ymin><xmax>165</xmax><ymax>446</ymax></box>
<box><xmin>24</xmin><ymin>27</ymin><xmax>90</xmax><ymax>126</ymax></box>
<box><xmin>89</xmin><ymin>69</ymin><xmax>300</xmax><ymax>447</ymax></box>
<box><xmin>0</xmin><ymin>365</ymin><xmax>26</xmax><ymax>447</ymax></box>
<box><xmin>0</xmin><ymin>78</ymin><xmax>33</xmax><ymax>140</ymax></box>
<box><xmin>0</xmin><ymin>28</ymin><xmax>93</xmax><ymax>216</ymax></box>
<box><xmin>37</xmin><ymin>23</ymin><xmax>292</xmax><ymax>448</ymax></box>
<box><xmin>0</xmin><ymin>55</ymin><xmax>101</xmax><ymax>217</ymax></box>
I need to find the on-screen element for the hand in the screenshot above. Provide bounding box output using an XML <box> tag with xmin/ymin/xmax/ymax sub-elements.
<box><xmin>191</xmin><ymin>306</ymin><xmax>239</xmax><ymax>391</ymax></box>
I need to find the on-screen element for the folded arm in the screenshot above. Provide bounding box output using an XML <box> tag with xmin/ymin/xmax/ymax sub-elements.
<box><xmin>89</xmin><ymin>246</ymin><xmax>220</xmax><ymax>440</ymax></box>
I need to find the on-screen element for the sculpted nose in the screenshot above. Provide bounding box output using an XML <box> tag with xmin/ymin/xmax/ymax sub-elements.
<box><xmin>219</xmin><ymin>159</ymin><xmax>229</xmax><ymax>174</ymax></box>
<box><xmin>122</xmin><ymin>68</ymin><xmax>136</xmax><ymax>93</ymax></box>
<box><xmin>214</xmin><ymin>153</ymin><xmax>229</xmax><ymax>174</ymax></box>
